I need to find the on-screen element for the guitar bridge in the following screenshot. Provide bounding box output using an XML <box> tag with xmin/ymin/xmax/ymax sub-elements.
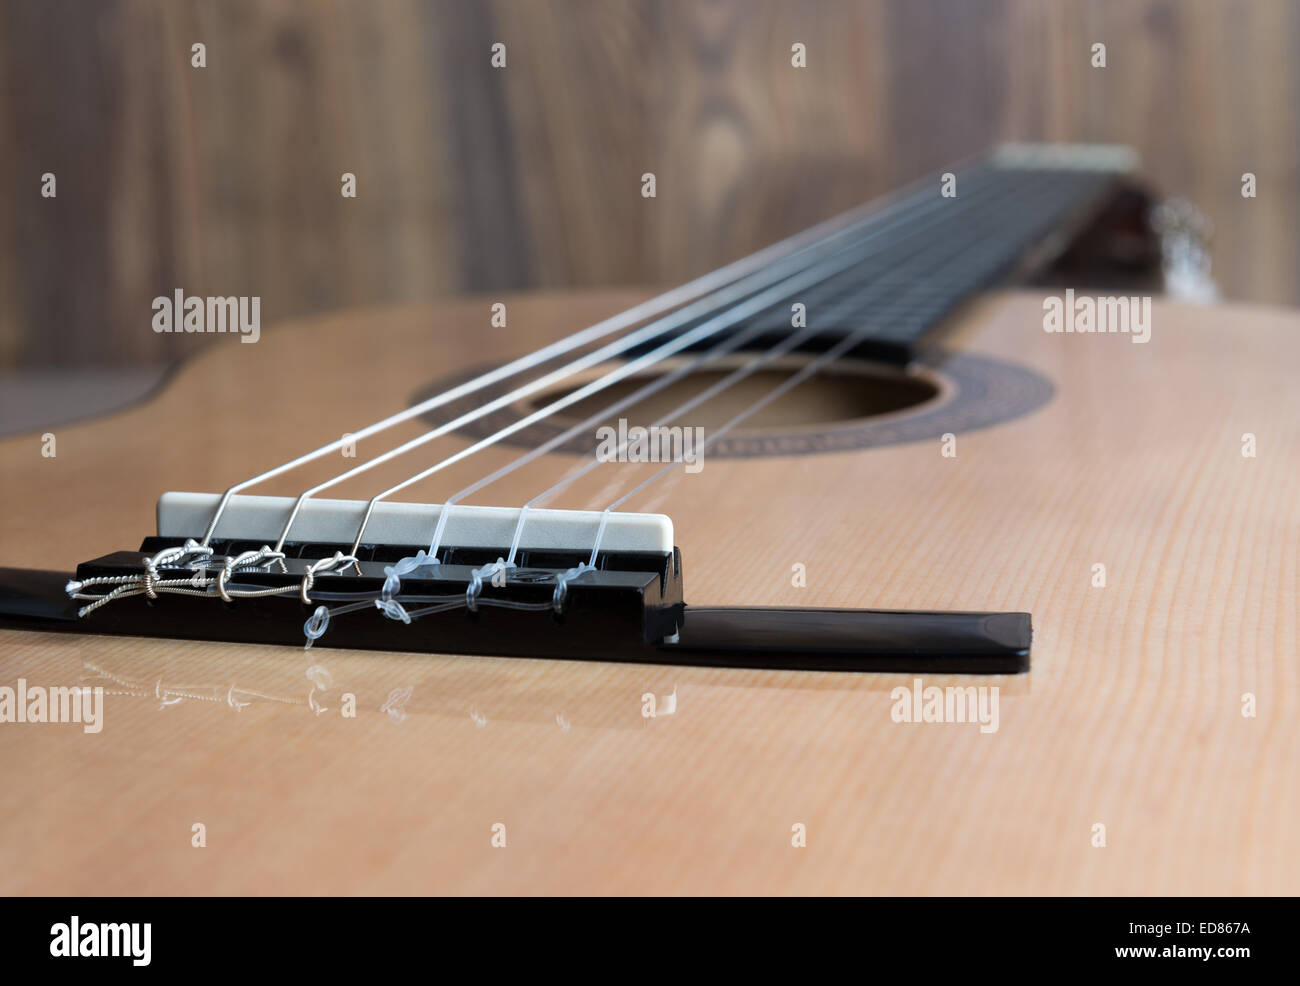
<box><xmin>71</xmin><ymin>537</ymin><xmax>685</xmax><ymax>663</ymax></box>
<box><xmin>0</xmin><ymin>492</ymin><xmax>1031</xmax><ymax>672</ymax></box>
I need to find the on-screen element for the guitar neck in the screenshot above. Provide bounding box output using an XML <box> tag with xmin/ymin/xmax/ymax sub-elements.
<box><xmin>663</xmin><ymin>144</ymin><xmax>1140</xmax><ymax>364</ymax></box>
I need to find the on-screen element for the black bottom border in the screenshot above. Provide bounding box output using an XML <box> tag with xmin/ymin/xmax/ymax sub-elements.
<box><xmin>0</xmin><ymin>896</ymin><xmax>1283</xmax><ymax>974</ymax></box>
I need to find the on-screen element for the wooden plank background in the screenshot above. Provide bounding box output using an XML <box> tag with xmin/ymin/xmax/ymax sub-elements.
<box><xmin>1</xmin><ymin>0</ymin><xmax>1296</xmax><ymax>368</ymax></box>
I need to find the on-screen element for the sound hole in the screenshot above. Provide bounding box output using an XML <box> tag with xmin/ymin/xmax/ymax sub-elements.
<box><xmin>412</xmin><ymin>351</ymin><xmax>1053</xmax><ymax>458</ymax></box>
<box><xmin>529</xmin><ymin>356</ymin><xmax>942</xmax><ymax>431</ymax></box>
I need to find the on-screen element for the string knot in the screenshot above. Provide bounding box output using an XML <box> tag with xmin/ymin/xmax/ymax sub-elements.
<box><xmin>466</xmin><ymin>558</ymin><xmax>513</xmax><ymax>613</ymax></box>
<box><xmin>303</xmin><ymin>605</ymin><xmax>331</xmax><ymax>648</ymax></box>
<box><xmin>552</xmin><ymin>562</ymin><xmax>595</xmax><ymax>613</ymax></box>
<box><xmin>300</xmin><ymin>551</ymin><xmax>358</xmax><ymax>604</ymax></box>
<box><xmin>380</xmin><ymin>549</ymin><xmax>437</xmax><ymax>607</ymax></box>
<box><xmin>144</xmin><ymin>538</ymin><xmax>215</xmax><ymax>597</ymax></box>
<box><xmin>374</xmin><ymin>597</ymin><xmax>411</xmax><ymax>623</ymax></box>
<box><xmin>217</xmin><ymin>545</ymin><xmax>285</xmax><ymax>603</ymax></box>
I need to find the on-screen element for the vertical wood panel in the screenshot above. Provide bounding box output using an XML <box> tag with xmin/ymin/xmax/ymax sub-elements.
<box><xmin>1</xmin><ymin>0</ymin><xmax>1297</xmax><ymax>368</ymax></box>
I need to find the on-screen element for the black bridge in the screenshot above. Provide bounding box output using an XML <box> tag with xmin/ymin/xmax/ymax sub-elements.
<box><xmin>0</xmin><ymin>536</ymin><xmax>1030</xmax><ymax>673</ymax></box>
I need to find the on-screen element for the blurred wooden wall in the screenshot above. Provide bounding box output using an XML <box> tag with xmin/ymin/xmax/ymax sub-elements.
<box><xmin>1</xmin><ymin>0</ymin><xmax>1297</xmax><ymax>368</ymax></box>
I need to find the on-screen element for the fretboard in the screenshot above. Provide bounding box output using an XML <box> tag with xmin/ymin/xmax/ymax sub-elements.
<box><xmin>672</xmin><ymin>144</ymin><xmax>1138</xmax><ymax>364</ymax></box>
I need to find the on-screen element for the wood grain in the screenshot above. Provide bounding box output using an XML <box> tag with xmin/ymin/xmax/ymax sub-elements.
<box><xmin>2</xmin><ymin>0</ymin><xmax>1297</xmax><ymax>368</ymax></box>
<box><xmin>0</xmin><ymin>289</ymin><xmax>1296</xmax><ymax>894</ymax></box>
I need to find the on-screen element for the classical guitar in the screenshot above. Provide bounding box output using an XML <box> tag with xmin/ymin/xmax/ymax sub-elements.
<box><xmin>1</xmin><ymin>144</ymin><xmax>1295</xmax><ymax>895</ymax></box>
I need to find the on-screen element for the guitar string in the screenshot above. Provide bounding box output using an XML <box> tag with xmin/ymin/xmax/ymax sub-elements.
<box><xmin>69</xmin><ymin>167</ymin><xmax>1019</xmax><ymax>617</ymax></box>
<box><xmin>295</xmin><ymin>173</ymin><xmax>1067</xmax><ymax>632</ymax></box>
<box><xmin>264</xmin><ymin>166</ymin><xmax>1013</xmax><ymax>552</ymax></box>
<box><xmin>69</xmin><ymin>166</ymin><xmax>1098</xmax><ymax>624</ymax></box>
<box><xmin>314</xmin><ymin>171</ymin><xmax>1084</xmax><ymax>632</ymax></box>
<box><xmin>422</xmin><ymin>172</ymin><xmax>1073</xmax><ymax>564</ymax></box>
<box><xmin>380</xmin><ymin>306</ymin><xmax>816</xmax><ymax>556</ymax></box>
<box><xmin>197</xmin><ymin>157</ymin><xmax>994</xmax><ymax>546</ymax></box>
<box><xmin>317</xmin><ymin>167</ymin><xmax>1027</xmax><ymax>555</ymax></box>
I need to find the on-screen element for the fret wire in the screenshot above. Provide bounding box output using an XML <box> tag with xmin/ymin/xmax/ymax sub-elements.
<box><xmin>271</xmin><ymin>166</ymin><xmax>1016</xmax><ymax>550</ymax></box>
<box><xmin>199</xmin><ymin>157</ymin><xmax>993</xmax><ymax>545</ymax></box>
<box><xmin>419</xmin><ymin>172</ymin><xmax>1072</xmax><ymax>560</ymax></box>
<box><xmin>330</xmin><ymin>167</ymin><xmax>1041</xmax><ymax>554</ymax></box>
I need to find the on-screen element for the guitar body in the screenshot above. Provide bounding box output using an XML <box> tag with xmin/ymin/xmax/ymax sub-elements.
<box><xmin>2</xmin><ymin>288</ymin><xmax>1297</xmax><ymax>894</ymax></box>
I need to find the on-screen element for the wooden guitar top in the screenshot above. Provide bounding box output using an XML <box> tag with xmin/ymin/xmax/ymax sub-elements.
<box><xmin>1</xmin><ymin>289</ymin><xmax>1296</xmax><ymax>894</ymax></box>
